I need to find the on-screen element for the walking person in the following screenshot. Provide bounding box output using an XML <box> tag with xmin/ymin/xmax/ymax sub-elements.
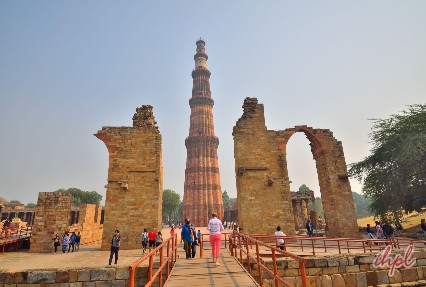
<box><xmin>274</xmin><ymin>226</ymin><xmax>286</xmax><ymax>250</ymax></box>
<box><xmin>365</xmin><ymin>223</ymin><xmax>375</xmax><ymax>245</ymax></box>
<box><xmin>382</xmin><ymin>221</ymin><xmax>396</xmax><ymax>248</ymax></box>
<box><xmin>305</xmin><ymin>220</ymin><xmax>314</xmax><ymax>237</ymax></box>
<box><xmin>148</xmin><ymin>228</ymin><xmax>157</xmax><ymax>253</ymax></box>
<box><xmin>61</xmin><ymin>232</ymin><xmax>69</xmax><ymax>253</ymax></box>
<box><xmin>207</xmin><ymin>212</ymin><xmax>224</xmax><ymax>266</ymax></box>
<box><xmin>155</xmin><ymin>231</ymin><xmax>163</xmax><ymax>255</ymax></box>
<box><xmin>109</xmin><ymin>230</ymin><xmax>121</xmax><ymax>265</ymax></box>
<box><xmin>190</xmin><ymin>223</ymin><xmax>199</xmax><ymax>258</ymax></box>
<box><xmin>375</xmin><ymin>221</ymin><xmax>386</xmax><ymax>245</ymax></box>
<box><xmin>170</xmin><ymin>225</ymin><xmax>175</xmax><ymax>238</ymax></box>
<box><xmin>141</xmin><ymin>228</ymin><xmax>148</xmax><ymax>254</ymax></box>
<box><xmin>181</xmin><ymin>219</ymin><xmax>193</xmax><ymax>259</ymax></box>
<box><xmin>52</xmin><ymin>233</ymin><xmax>60</xmax><ymax>254</ymax></box>
<box><xmin>68</xmin><ymin>232</ymin><xmax>77</xmax><ymax>252</ymax></box>
<box><xmin>75</xmin><ymin>232</ymin><xmax>81</xmax><ymax>252</ymax></box>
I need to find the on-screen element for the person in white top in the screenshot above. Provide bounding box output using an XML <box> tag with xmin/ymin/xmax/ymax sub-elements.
<box><xmin>274</xmin><ymin>226</ymin><xmax>286</xmax><ymax>250</ymax></box>
<box><xmin>207</xmin><ymin>212</ymin><xmax>224</xmax><ymax>266</ymax></box>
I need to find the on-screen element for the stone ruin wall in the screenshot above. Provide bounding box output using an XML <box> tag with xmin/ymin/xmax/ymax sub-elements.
<box><xmin>30</xmin><ymin>192</ymin><xmax>72</xmax><ymax>253</ymax></box>
<box><xmin>69</xmin><ymin>204</ymin><xmax>103</xmax><ymax>245</ymax></box>
<box><xmin>96</xmin><ymin>105</ymin><xmax>163</xmax><ymax>250</ymax></box>
<box><xmin>233</xmin><ymin>98</ymin><xmax>296</xmax><ymax>236</ymax></box>
<box><xmin>233</xmin><ymin>98</ymin><xmax>359</xmax><ymax>238</ymax></box>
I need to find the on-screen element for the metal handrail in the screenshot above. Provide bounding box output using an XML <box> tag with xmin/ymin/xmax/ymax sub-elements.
<box><xmin>248</xmin><ymin>234</ymin><xmax>426</xmax><ymax>255</ymax></box>
<box><xmin>128</xmin><ymin>234</ymin><xmax>178</xmax><ymax>287</ymax></box>
<box><xmin>229</xmin><ymin>233</ymin><xmax>308</xmax><ymax>287</ymax></box>
<box><xmin>199</xmin><ymin>232</ymin><xmax>230</xmax><ymax>258</ymax></box>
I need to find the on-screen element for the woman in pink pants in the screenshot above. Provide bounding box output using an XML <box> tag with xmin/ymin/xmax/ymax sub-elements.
<box><xmin>207</xmin><ymin>212</ymin><xmax>225</xmax><ymax>266</ymax></box>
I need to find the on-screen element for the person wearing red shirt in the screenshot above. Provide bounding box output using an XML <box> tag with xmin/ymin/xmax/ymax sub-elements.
<box><xmin>148</xmin><ymin>228</ymin><xmax>157</xmax><ymax>253</ymax></box>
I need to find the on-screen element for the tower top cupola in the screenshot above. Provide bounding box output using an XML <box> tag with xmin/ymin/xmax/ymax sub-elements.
<box><xmin>194</xmin><ymin>38</ymin><xmax>208</xmax><ymax>69</ymax></box>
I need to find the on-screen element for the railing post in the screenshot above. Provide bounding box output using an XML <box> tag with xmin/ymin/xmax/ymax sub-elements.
<box><xmin>166</xmin><ymin>241</ymin><xmax>170</xmax><ymax>278</ymax></box>
<box><xmin>245</xmin><ymin>236</ymin><xmax>251</xmax><ymax>274</ymax></box>
<box><xmin>148</xmin><ymin>255</ymin><xmax>154</xmax><ymax>281</ymax></box>
<box><xmin>200</xmin><ymin>235</ymin><xmax>203</xmax><ymax>258</ymax></box>
<box><xmin>127</xmin><ymin>267</ymin><xmax>135</xmax><ymax>287</ymax></box>
<box><xmin>255</xmin><ymin>241</ymin><xmax>262</xmax><ymax>287</ymax></box>
<box><xmin>159</xmin><ymin>246</ymin><xmax>163</xmax><ymax>286</ymax></box>
<box><xmin>311</xmin><ymin>239</ymin><xmax>315</xmax><ymax>256</ymax></box>
<box><xmin>272</xmin><ymin>249</ymin><xmax>278</xmax><ymax>287</ymax></box>
<box><xmin>299</xmin><ymin>261</ymin><xmax>308</xmax><ymax>287</ymax></box>
<box><xmin>239</xmin><ymin>234</ymin><xmax>243</xmax><ymax>264</ymax></box>
<box><xmin>337</xmin><ymin>240</ymin><xmax>341</xmax><ymax>255</ymax></box>
<box><xmin>174</xmin><ymin>235</ymin><xmax>178</xmax><ymax>262</ymax></box>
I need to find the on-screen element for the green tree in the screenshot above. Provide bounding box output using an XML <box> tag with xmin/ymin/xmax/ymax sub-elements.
<box><xmin>349</xmin><ymin>104</ymin><xmax>426</xmax><ymax>224</ymax></box>
<box><xmin>55</xmin><ymin>188</ymin><xmax>103</xmax><ymax>207</ymax></box>
<box><xmin>26</xmin><ymin>203</ymin><xmax>37</xmax><ymax>208</ymax></box>
<box><xmin>298</xmin><ymin>184</ymin><xmax>310</xmax><ymax>192</ymax></box>
<box><xmin>162</xmin><ymin>189</ymin><xmax>181</xmax><ymax>224</ymax></box>
<box><xmin>352</xmin><ymin>192</ymin><xmax>373</xmax><ymax>218</ymax></box>
<box><xmin>307</xmin><ymin>197</ymin><xmax>324</xmax><ymax>219</ymax></box>
<box><xmin>222</xmin><ymin>190</ymin><xmax>231</xmax><ymax>209</ymax></box>
<box><xmin>9</xmin><ymin>200</ymin><xmax>21</xmax><ymax>204</ymax></box>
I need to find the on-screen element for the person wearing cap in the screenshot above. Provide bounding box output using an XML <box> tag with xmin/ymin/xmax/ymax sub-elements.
<box><xmin>208</xmin><ymin>212</ymin><xmax>224</xmax><ymax>266</ymax></box>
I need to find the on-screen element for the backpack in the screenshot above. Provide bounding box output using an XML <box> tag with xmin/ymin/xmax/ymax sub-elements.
<box><xmin>142</xmin><ymin>232</ymin><xmax>148</xmax><ymax>243</ymax></box>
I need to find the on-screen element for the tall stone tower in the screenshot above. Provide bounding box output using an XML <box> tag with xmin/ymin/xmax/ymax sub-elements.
<box><xmin>183</xmin><ymin>39</ymin><xmax>224</xmax><ymax>226</ymax></box>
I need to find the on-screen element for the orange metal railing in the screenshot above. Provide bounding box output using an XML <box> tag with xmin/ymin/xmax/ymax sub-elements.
<box><xmin>199</xmin><ymin>232</ymin><xmax>230</xmax><ymax>259</ymax></box>
<box><xmin>0</xmin><ymin>226</ymin><xmax>32</xmax><ymax>254</ymax></box>
<box><xmin>229</xmin><ymin>233</ymin><xmax>308</xmax><ymax>287</ymax></box>
<box><xmin>248</xmin><ymin>234</ymin><xmax>426</xmax><ymax>256</ymax></box>
<box><xmin>128</xmin><ymin>234</ymin><xmax>178</xmax><ymax>287</ymax></box>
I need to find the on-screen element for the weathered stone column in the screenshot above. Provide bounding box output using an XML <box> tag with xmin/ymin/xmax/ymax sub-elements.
<box><xmin>30</xmin><ymin>192</ymin><xmax>72</xmax><ymax>253</ymax></box>
<box><xmin>233</xmin><ymin>98</ymin><xmax>296</xmax><ymax>235</ymax></box>
<box><xmin>96</xmin><ymin>105</ymin><xmax>163</xmax><ymax>250</ymax></box>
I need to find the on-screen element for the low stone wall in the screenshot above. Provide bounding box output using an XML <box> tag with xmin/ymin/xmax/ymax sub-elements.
<box><xmin>0</xmin><ymin>266</ymin><xmax>150</xmax><ymax>287</ymax></box>
<box><xmin>251</xmin><ymin>249</ymin><xmax>426</xmax><ymax>287</ymax></box>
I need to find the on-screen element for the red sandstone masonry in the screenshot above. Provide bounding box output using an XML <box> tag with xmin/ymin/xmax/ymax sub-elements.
<box><xmin>30</xmin><ymin>192</ymin><xmax>72</xmax><ymax>253</ymax></box>
<box><xmin>183</xmin><ymin>40</ymin><xmax>224</xmax><ymax>226</ymax></box>
<box><xmin>233</xmin><ymin>98</ymin><xmax>359</xmax><ymax>238</ymax></box>
<box><xmin>96</xmin><ymin>105</ymin><xmax>163</xmax><ymax>250</ymax></box>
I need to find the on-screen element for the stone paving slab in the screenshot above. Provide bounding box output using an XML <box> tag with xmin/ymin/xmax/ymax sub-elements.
<box><xmin>164</xmin><ymin>249</ymin><xmax>259</xmax><ymax>287</ymax></box>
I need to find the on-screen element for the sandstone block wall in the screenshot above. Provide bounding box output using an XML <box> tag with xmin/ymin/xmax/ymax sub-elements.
<box><xmin>96</xmin><ymin>105</ymin><xmax>163</xmax><ymax>250</ymax></box>
<box><xmin>0</xmin><ymin>266</ymin><xmax>149</xmax><ymax>287</ymax></box>
<box><xmin>233</xmin><ymin>98</ymin><xmax>295</xmax><ymax>235</ymax></box>
<box><xmin>69</xmin><ymin>204</ymin><xmax>103</xmax><ymax>245</ymax></box>
<box><xmin>30</xmin><ymin>192</ymin><xmax>72</xmax><ymax>253</ymax></box>
<box><xmin>233</xmin><ymin>98</ymin><xmax>359</xmax><ymax>238</ymax></box>
<box><xmin>255</xmin><ymin>250</ymin><xmax>426</xmax><ymax>287</ymax></box>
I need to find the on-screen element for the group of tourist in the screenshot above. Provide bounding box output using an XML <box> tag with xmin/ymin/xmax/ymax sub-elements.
<box><xmin>180</xmin><ymin>218</ymin><xmax>203</xmax><ymax>259</ymax></box>
<box><xmin>222</xmin><ymin>220</ymin><xmax>238</xmax><ymax>230</ymax></box>
<box><xmin>141</xmin><ymin>227</ymin><xmax>164</xmax><ymax>255</ymax></box>
<box><xmin>52</xmin><ymin>231</ymin><xmax>81</xmax><ymax>254</ymax></box>
<box><xmin>366</xmin><ymin>219</ymin><xmax>426</xmax><ymax>247</ymax></box>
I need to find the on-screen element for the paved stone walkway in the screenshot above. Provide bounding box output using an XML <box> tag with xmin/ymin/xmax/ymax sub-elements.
<box><xmin>164</xmin><ymin>245</ymin><xmax>259</xmax><ymax>287</ymax></box>
<box><xmin>0</xmin><ymin>245</ymin><xmax>147</xmax><ymax>271</ymax></box>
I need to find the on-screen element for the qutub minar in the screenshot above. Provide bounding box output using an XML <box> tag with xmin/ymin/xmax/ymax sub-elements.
<box><xmin>182</xmin><ymin>39</ymin><xmax>224</xmax><ymax>226</ymax></box>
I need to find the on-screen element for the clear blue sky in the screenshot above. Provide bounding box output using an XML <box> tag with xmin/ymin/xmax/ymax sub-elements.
<box><xmin>1</xmin><ymin>2</ymin><xmax>425</xmax><ymax>205</ymax></box>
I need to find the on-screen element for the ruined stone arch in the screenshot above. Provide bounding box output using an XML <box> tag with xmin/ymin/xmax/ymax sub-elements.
<box><xmin>233</xmin><ymin>98</ymin><xmax>358</xmax><ymax>238</ymax></box>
